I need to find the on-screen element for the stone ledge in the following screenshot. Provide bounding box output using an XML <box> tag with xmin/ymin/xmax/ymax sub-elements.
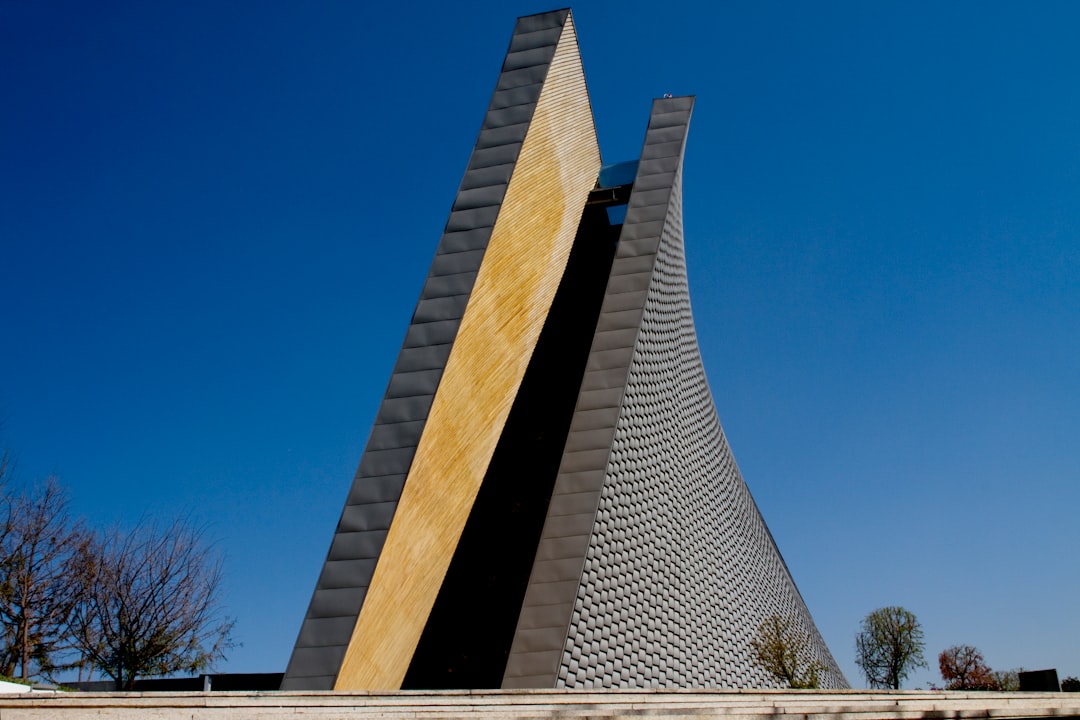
<box><xmin>1</xmin><ymin>690</ymin><xmax>1077</xmax><ymax>720</ymax></box>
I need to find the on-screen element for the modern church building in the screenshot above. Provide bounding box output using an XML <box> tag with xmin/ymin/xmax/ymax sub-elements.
<box><xmin>283</xmin><ymin>9</ymin><xmax>845</xmax><ymax>691</ymax></box>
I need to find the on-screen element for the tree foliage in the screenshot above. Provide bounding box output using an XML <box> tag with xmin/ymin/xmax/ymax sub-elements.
<box><xmin>1062</xmin><ymin>676</ymin><xmax>1080</xmax><ymax>692</ymax></box>
<box><xmin>938</xmin><ymin>645</ymin><xmax>998</xmax><ymax>690</ymax></box>
<box><xmin>854</xmin><ymin>606</ymin><xmax>926</xmax><ymax>689</ymax></box>
<box><xmin>991</xmin><ymin>668</ymin><xmax>1021</xmax><ymax>692</ymax></box>
<box><xmin>68</xmin><ymin>520</ymin><xmax>234</xmax><ymax>689</ymax></box>
<box><xmin>0</xmin><ymin>476</ymin><xmax>89</xmax><ymax>680</ymax></box>
<box><xmin>751</xmin><ymin>614</ymin><xmax>827</xmax><ymax>688</ymax></box>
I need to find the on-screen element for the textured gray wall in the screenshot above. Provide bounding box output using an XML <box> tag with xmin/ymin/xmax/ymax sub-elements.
<box><xmin>504</xmin><ymin>97</ymin><xmax>846</xmax><ymax>689</ymax></box>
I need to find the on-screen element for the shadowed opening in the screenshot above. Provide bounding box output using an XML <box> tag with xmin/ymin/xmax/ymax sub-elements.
<box><xmin>401</xmin><ymin>197</ymin><xmax>624</xmax><ymax>688</ymax></box>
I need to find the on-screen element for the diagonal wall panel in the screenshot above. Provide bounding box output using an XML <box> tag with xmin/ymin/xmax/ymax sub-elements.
<box><xmin>334</xmin><ymin>10</ymin><xmax>599</xmax><ymax>690</ymax></box>
<box><xmin>282</xmin><ymin>8</ymin><xmax>599</xmax><ymax>691</ymax></box>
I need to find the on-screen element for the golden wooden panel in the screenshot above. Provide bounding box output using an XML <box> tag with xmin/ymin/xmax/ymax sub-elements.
<box><xmin>334</xmin><ymin>14</ymin><xmax>600</xmax><ymax>690</ymax></box>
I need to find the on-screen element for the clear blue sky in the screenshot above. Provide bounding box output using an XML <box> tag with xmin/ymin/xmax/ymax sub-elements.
<box><xmin>2</xmin><ymin>1</ymin><xmax>1077</xmax><ymax>689</ymax></box>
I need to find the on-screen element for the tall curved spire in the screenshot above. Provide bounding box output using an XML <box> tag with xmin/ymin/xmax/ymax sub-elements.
<box><xmin>283</xmin><ymin>9</ymin><xmax>845</xmax><ymax>691</ymax></box>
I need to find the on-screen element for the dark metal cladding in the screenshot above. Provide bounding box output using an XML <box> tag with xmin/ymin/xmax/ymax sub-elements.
<box><xmin>280</xmin><ymin>9</ymin><xmax>573</xmax><ymax>691</ymax></box>
<box><xmin>503</xmin><ymin>97</ymin><xmax>847</xmax><ymax>689</ymax></box>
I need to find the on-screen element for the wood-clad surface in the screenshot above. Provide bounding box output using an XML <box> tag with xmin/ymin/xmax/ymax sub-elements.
<box><xmin>333</xmin><ymin>14</ymin><xmax>600</xmax><ymax>690</ymax></box>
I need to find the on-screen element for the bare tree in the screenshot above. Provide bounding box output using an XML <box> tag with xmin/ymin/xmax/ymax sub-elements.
<box><xmin>854</xmin><ymin>606</ymin><xmax>926</xmax><ymax>689</ymax></box>
<box><xmin>68</xmin><ymin>519</ymin><xmax>234</xmax><ymax>689</ymax></box>
<box><xmin>0</xmin><ymin>448</ymin><xmax>10</xmax><ymax>556</ymax></box>
<box><xmin>751</xmin><ymin>614</ymin><xmax>827</xmax><ymax>689</ymax></box>
<box><xmin>0</xmin><ymin>476</ymin><xmax>88</xmax><ymax>680</ymax></box>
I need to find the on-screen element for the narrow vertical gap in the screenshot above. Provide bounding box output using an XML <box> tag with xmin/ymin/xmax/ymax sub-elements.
<box><xmin>401</xmin><ymin>200</ymin><xmax>622</xmax><ymax>688</ymax></box>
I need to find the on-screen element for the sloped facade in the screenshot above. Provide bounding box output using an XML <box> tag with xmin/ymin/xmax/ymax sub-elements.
<box><xmin>282</xmin><ymin>8</ymin><xmax>845</xmax><ymax>692</ymax></box>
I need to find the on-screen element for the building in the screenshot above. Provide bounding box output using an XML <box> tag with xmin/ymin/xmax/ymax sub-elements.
<box><xmin>282</xmin><ymin>8</ymin><xmax>845</xmax><ymax>691</ymax></box>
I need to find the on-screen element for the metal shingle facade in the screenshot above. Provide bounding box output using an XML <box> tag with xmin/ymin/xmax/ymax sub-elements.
<box><xmin>502</xmin><ymin>98</ymin><xmax>845</xmax><ymax>689</ymax></box>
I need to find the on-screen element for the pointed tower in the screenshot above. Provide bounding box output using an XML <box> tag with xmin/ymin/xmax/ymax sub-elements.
<box><xmin>282</xmin><ymin>9</ymin><xmax>845</xmax><ymax>691</ymax></box>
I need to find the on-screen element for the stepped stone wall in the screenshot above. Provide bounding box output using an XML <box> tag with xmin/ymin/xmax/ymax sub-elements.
<box><xmin>3</xmin><ymin>689</ymin><xmax>1080</xmax><ymax>720</ymax></box>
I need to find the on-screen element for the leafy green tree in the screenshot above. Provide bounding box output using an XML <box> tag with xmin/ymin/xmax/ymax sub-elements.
<box><xmin>1062</xmin><ymin>676</ymin><xmax>1080</xmax><ymax>692</ymax></box>
<box><xmin>751</xmin><ymin>614</ymin><xmax>827</xmax><ymax>688</ymax></box>
<box><xmin>854</xmin><ymin>606</ymin><xmax>926</xmax><ymax>689</ymax></box>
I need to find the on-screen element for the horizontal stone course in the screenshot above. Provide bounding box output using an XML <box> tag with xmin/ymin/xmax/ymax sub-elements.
<box><xmin>3</xmin><ymin>690</ymin><xmax>1078</xmax><ymax>719</ymax></box>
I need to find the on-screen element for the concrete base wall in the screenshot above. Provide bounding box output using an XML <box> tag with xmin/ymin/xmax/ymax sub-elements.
<box><xmin>2</xmin><ymin>689</ymin><xmax>1079</xmax><ymax>719</ymax></box>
